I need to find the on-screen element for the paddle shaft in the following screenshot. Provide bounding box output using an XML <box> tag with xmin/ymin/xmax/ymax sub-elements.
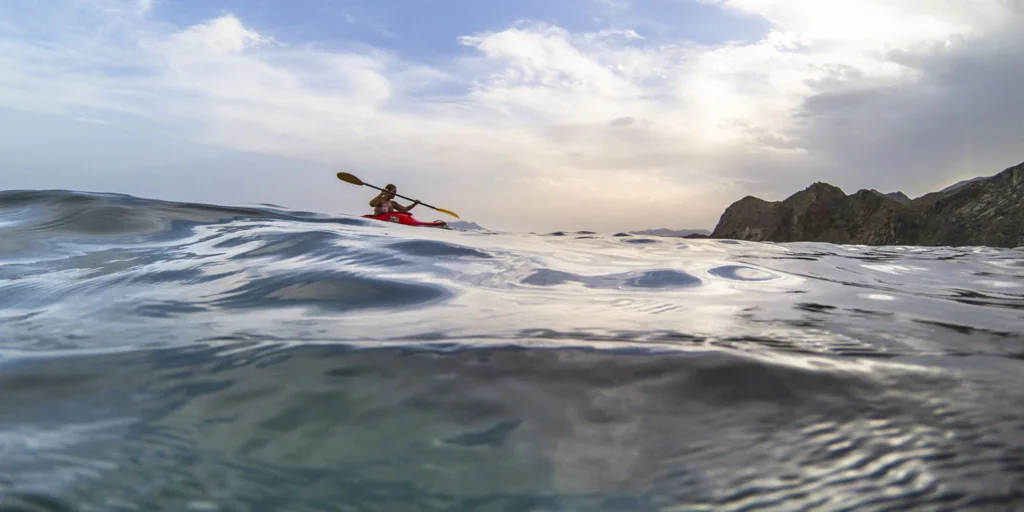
<box><xmin>337</xmin><ymin>171</ymin><xmax>458</xmax><ymax>218</ymax></box>
<box><xmin>365</xmin><ymin>182</ymin><xmax>439</xmax><ymax>211</ymax></box>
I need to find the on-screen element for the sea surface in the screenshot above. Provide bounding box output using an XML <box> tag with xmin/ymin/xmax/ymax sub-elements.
<box><xmin>1</xmin><ymin>190</ymin><xmax>1023</xmax><ymax>512</ymax></box>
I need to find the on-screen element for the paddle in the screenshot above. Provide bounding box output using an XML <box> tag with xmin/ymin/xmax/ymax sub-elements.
<box><xmin>336</xmin><ymin>172</ymin><xmax>461</xmax><ymax>219</ymax></box>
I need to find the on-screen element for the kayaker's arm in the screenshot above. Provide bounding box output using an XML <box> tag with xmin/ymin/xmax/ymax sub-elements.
<box><xmin>392</xmin><ymin>200</ymin><xmax>421</xmax><ymax>212</ymax></box>
<box><xmin>369</xmin><ymin>191</ymin><xmax>388</xmax><ymax>207</ymax></box>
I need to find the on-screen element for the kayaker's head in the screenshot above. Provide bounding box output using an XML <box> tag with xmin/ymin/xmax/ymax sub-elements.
<box><xmin>384</xmin><ymin>184</ymin><xmax>396</xmax><ymax>199</ymax></box>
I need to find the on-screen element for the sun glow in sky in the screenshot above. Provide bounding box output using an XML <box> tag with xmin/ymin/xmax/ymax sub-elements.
<box><xmin>1</xmin><ymin>0</ymin><xmax>1021</xmax><ymax>231</ymax></box>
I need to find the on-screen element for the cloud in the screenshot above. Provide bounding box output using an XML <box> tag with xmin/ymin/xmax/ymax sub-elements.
<box><xmin>594</xmin><ymin>0</ymin><xmax>630</xmax><ymax>11</ymax></box>
<box><xmin>702</xmin><ymin>0</ymin><xmax>1006</xmax><ymax>45</ymax></box>
<box><xmin>0</xmin><ymin>0</ymin><xmax>1021</xmax><ymax>231</ymax></box>
<box><xmin>165</xmin><ymin>15</ymin><xmax>271</xmax><ymax>54</ymax></box>
<box><xmin>135</xmin><ymin>0</ymin><xmax>156</xmax><ymax>15</ymax></box>
<box><xmin>790</xmin><ymin>20</ymin><xmax>1024</xmax><ymax>195</ymax></box>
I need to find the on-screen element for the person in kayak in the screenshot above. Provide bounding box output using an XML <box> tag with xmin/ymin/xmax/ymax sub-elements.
<box><xmin>370</xmin><ymin>184</ymin><xmax>420</xmax><ymax>215</ymax></box>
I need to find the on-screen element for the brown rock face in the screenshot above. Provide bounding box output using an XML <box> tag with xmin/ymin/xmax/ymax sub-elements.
<box><xmin>711</xmin><ymin>161</ymin><xmax>1024</xmax><ymax>248</ymax></box>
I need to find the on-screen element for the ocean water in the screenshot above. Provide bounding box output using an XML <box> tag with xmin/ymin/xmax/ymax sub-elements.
<box><xmin>1</xmin><ymin>190</ymin><xmax>1023</xmax><ymax>512</ymax></box>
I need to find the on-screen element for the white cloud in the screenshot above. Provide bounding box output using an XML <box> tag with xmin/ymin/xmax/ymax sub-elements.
<box><xmin>594</xmin><ymin>0</ymin><xmax>630</xmax><ymax>11</ymax></box>
<box><xmin>135</xmin><ymin>0</ymin><xmax>155</xmax><ymax>15</ymax></box>
<box><xmin>0</xmin><ymin>0</ymin><xmax>1021</xmax><ymax>231</ymax></box>
<box><xmin>165</xmin><ymin>15</ymin><xmax>270</xmax><ymax>54</ymax></box>
<box><xmin>703</xmin><ymin>0</ymin><xmax>1007</xmax><ymax>46</ymax></box>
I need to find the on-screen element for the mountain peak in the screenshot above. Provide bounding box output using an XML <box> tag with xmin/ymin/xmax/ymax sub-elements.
<box><xmin>710</xmin><ymin>160</ymin><xmax>1024</xmax><ymax>247</ymax></box>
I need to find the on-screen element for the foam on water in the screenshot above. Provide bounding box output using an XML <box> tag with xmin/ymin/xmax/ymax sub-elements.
<box><xmin>1</xmin><ymin>190</ymin><xmax>1023</xmax><ymax>511</ymax></box>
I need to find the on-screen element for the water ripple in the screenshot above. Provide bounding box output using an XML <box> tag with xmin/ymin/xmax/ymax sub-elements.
<box><xmin>708</xmin><ymin>264</ymin><xmax>778</xmax><ymax>282</ymax></box>
<box><xmin>210</xmin><ymin>271</ymin><xmax>452</xmax><ymax>312</ymax></box>
<box><xmin>1</xmin><ymin>190</ymin><xmax>1023</xmax><ymax>510</ymax></box>
<box><xmin>522</xmin><ymin>269</ymin><xmax>702</xmax><ymax>289</ymax></box>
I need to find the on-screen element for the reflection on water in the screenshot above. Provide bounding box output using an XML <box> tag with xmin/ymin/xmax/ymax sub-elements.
<box><xmin>1</xmin><ymin>190</ymin><xmax>1023</xmax><ymax>511</ymax></box>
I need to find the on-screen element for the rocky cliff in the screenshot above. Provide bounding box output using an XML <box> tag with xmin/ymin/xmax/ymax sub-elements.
<box><xmin>882</xmin><ymin>191</ymin><xmax>912</xmax><ymax>205</ymax></box>
<box><xmin>711</xmin><ymin>161</ymin><xmax>1024</xmax><ymax>248</ymax></box>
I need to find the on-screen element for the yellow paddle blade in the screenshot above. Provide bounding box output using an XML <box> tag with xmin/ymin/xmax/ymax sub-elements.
<box><xmin>433</xmin><ymin>207</ymin><xmax>460</xmax><ymax>219</ymax></box>
<box><xmin>336</xmin><ymin>172</ymin><xmax>364</xmax><ymax>186</ymax></box>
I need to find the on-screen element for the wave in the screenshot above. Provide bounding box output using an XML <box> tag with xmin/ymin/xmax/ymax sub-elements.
<box><xmin>1</xmin><ymin>190</ymin><xmax>1023</xmax><ymax>511</ymax></box>
<box><xmin>1</xmin><ymin>344</ymin><xmax>1023</xmax><ymax>511</ymax></box>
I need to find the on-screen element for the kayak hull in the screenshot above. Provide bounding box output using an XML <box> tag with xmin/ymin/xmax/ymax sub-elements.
<box><xmin>362</xmin><ymin>212</ymin><xmax>449</xmax><ymax>228</ymax></box>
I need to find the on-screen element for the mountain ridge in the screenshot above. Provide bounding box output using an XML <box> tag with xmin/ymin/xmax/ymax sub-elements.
<box><xmin>710</xmin><ymin>161</ymin><xmax>1024</xmax><ymax>248</ymax></box>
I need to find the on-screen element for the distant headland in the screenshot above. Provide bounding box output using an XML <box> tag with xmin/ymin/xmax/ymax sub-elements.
<box><xmin>710</xmin><ymin>161</ymin><xmax>1024</xmax><ymax>248</ymax></box>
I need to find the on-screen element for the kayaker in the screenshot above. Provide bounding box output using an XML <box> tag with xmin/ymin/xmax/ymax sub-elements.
<box><xmin>370</xmin><ymin>184</ymin><xmax>420</xmax><ymax>215</ymax></box>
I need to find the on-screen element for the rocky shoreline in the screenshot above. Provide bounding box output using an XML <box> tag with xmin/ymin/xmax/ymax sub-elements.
<box><xmin>710</xmin><ymin>161</ymin><xmax>1024</xmax><ymax>248</ymax></box>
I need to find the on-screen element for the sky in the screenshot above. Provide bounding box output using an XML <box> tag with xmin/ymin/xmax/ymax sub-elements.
<box><xmin>0</xmin><ymin>0</ymin><xmax>1022</xmax><ymax>232</ymax></box>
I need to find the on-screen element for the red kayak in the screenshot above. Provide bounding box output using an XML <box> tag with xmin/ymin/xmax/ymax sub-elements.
<box><xmin>362</xmin><ymin>212</ymin><xmax>448</xmax><ymax>228</ymax></box>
